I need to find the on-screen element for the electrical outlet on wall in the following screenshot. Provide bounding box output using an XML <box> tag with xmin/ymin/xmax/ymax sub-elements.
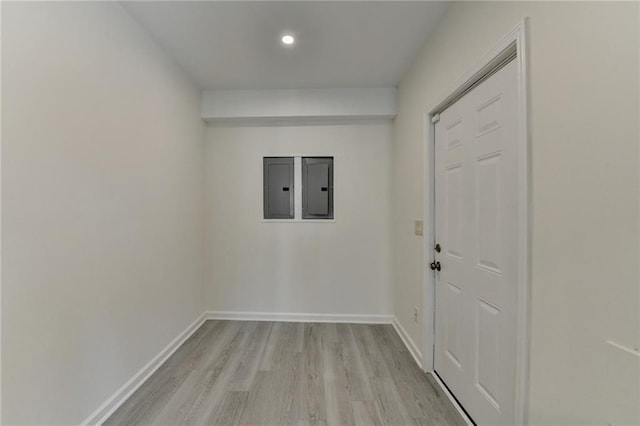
<box><xmin>413</xmin><ymin>307</ymin><xmax>419</xmax><ymax>322</ymax></box>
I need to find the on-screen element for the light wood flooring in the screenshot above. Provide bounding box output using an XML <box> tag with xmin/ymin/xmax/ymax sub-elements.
<box><xmin>106</xmin><ymin>320</ymin><xmax>465</xmax><ymax>425</ymax></box>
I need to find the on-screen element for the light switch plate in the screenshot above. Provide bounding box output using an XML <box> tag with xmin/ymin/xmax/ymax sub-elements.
<box><xmin>414</xmin><ymin>220</ymin><xmax>423</xmax><ymax>236</ymax></box>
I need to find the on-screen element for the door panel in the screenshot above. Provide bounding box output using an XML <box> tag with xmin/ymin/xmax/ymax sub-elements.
<box><xmin>302</xmin><ymin>157</ymin><xmax>334</xmax><ymax>219</ymax></box>
<box><xmin>306</xmin><ymin>162</ymin><xmax>330</xmax><ymax>214</ymax></box>
<box><xmin>445</xmin><ymin>164</ymin><xmax>464</xmax><ymax>260</ymax></box>
<box><xmin>434</xmin><ymin>59</ymin><xmax>519</xmax><ymax>425</ymax></box>
<box><xmin>445</xmin><ymin>281</ymin><xmax>463</xmax><ymax>369</ymax></box>
<box><xmin>263</xmin><ymin>157</ymin><xmax>294</xmax><ymax>219</ymax></box>
<box><xmin>476</xmin><ymin>152</ymin><xmax>502</xmax><ymax>273</ymax></box>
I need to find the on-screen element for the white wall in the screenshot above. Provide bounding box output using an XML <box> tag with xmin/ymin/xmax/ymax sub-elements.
<box><xmin>1</xmin><ymin>2</ymin><xmax>205</xmax><ymax>424</ymax></box>
<box><xmin>205</xmin><ymin>123</ymin><xmax>392</xmax><ymax>317</ymax></box>
<box><xmin>201</xmin><ymin>88</ymin><xmax>397</xmax><ymax>121</ymax></box>
<box><xmin>392</xmin><ymin>2</ymin><xmax>639</xmax><ymax>424</ymax></box>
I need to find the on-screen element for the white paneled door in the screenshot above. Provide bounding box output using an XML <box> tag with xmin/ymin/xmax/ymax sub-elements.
<box><xmin>434</xmin><ymin>59</ymin><xmax>519</xmax><ymax>425</ymax></box>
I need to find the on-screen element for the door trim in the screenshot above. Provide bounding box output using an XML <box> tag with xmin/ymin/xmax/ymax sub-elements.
<box><xmin>422</xmin><ymin>19</ymin><xmax>530</xmax><ymax>425</ymax></box>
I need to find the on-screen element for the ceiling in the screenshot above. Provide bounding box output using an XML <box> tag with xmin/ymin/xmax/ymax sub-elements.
<box><xmin>122</xmin><ymin>1</ymin><xmax>449</xmax><ymax>90</ymax></box>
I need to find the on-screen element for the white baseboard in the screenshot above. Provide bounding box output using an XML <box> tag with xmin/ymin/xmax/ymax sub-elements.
<box><xmin>206</xmin><ymin>310</ymin><xmax>393</xmax><ymax>324</ymax></box>
<box><xmin>392</xmin><ymin>316</ymin><xmax>423</xmax><ymax>368</ymax></box>
<box><xmin>80</xmin><ymin>312</ymin><xmax>207</xmax><ymax>426</ymax></box>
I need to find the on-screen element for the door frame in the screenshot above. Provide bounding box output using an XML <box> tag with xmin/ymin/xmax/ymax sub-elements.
<box><xmin>421</xmin><ymin>19</ymin><xmax>530</xmax><ymax>424</ymax></box>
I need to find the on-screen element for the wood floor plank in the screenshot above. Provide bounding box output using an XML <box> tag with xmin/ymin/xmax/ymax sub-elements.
<box><xmin>152</xmin><ymin>370</ymin><xmax>206</xmax><ymax>425</ymax></box>
<box><xmin>228</xmin><ymin>321</ymin><xmax>272</xmax><ymax>391</ymax></box>
<box><xmin>258</xmin><ymin>321</ymin><xmax>283</xmax><ymax>370</ymax></box>
<box><xmin>195</xmin><ymin>320</ymin><xmax>244</xmax><ymax>371</ymax></box>
<box><xmin>352</xmin><ymin>400</ymin><xmax>384</xmax><ymax>426</ymax></box>
<box><xmin>155</xmin><ymin>324</ymin><xmax>248</xmax><ymax>425</ymax></box>
<box><xmin>205</xmin><ymin>391</ymin><xmax>248</xmax><ymax>426</ymax></box>
<box><xmin>424</xmin><ymin>375</ymin><xmax>469</xmax><ymax>426</ymax></box>
<box><xmin>389</xmin><ymin>330</ymin><xmax>464</xmax><ymax>425</ymax></box>
<box><xmin>189</xmin><ymin>324</ymin><xmax>266</xmax><ymax>423</ymax></box>
<box><xmin>296</xmin><ymin>420</ymin><xmax>327</xmax><ymax>426</ymax></box>
<box><xmin>321</xmin><ymin>322</ymin><xmax>339</xmax><ymax>345</ymax></box>
<box><xmin>294</xmin><ymin>322</ymin><xmax>305</xmax><ymax>353</ymax></box>
<box><xmin>351</xmin><ymin>324</ymin><xmax>391</xmax><ymax>378</ymax></box>
<box><xmin>370</xmin><ymin>376</ymin><xmax>413</xmax><ymax>426</ymax></box>
<box><xmin>336</xmin><ymin>324</ymin><xmax>374</xmax><ymax>400</ymax></box>
<box><xmin>105</xmin><ymin>320</ymin><xmax>465</xmax><ymax>426</ymax></box>
<box><xmin>369</xmin><ymin>325</ymin><xmax>465</xmax><ymax>425</ymax></box>
<box><xmin>323</xmin><ymin>341</ymin><xmax>355</xmax><ymax>426</ymax></box>
<box><xmin>104</xmin><ymin>321</ymin><xmax>222</xmax><ymax>425</ymax></box>
<box><xmin>369</xmin><ymin>330</ymin><xmax>429</xmax><ymax>422</ymax></box>
<box><xmin>260</xmin><ymin>322</ymin><xmax>299</xmax><ymax>372</ymax></box>
<box><xmin>237</xmin><ymin>364</ymin><xmax>298</xmax><ymax>425</ymax></box>
<box><xmin>292</xmin><ymin>324</ymin><xmax>326</xmax><ymax>424</ymax></box>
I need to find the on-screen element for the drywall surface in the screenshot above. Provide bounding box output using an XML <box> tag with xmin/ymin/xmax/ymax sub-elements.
<box><xmin>205</xmin><ymin>123</ymin><xmax>392</xmax><ymax>317</ymax></box>
<box><xmin>392</xmin><ymin>1</ymin><xmax>639</xmax><ymax>424</ymax></box>
<box><xmin>2</xmin><ymin>2</ymin><xmax>205</xmax><ymax>424</ymax></box>
<box><xmin>201</xmin><ymin>88</ymin><xmax>397</xmax><ymax>121</ymax></box>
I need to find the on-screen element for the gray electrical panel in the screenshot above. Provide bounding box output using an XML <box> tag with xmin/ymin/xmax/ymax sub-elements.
<box><xmin>302</xmin><ymin>157</ymin><xmax>333</xmax><ymax>219</ymax></box>
<box><xmin>263</xmin><ymin>157</ymin><xmax>294</xmax><ymax>219</ymax></box>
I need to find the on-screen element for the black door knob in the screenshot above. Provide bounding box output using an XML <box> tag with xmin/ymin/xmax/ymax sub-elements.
<box><xmin>430</xmin><ymin>261</ymin><xmax>441</xmax><ymax>271</ymax></box>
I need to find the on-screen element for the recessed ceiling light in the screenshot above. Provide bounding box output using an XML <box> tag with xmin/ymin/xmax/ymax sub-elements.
<box><xmin>281</xmin><ymin>34</ymin><xmax>295</xmax><ymax>45</ymax></box>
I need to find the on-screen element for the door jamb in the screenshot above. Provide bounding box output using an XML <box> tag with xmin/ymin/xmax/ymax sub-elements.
<box><xmin>422</xmin><ymin>19</ymin><xmax>530</xmax><ymax>425</ymax></box>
